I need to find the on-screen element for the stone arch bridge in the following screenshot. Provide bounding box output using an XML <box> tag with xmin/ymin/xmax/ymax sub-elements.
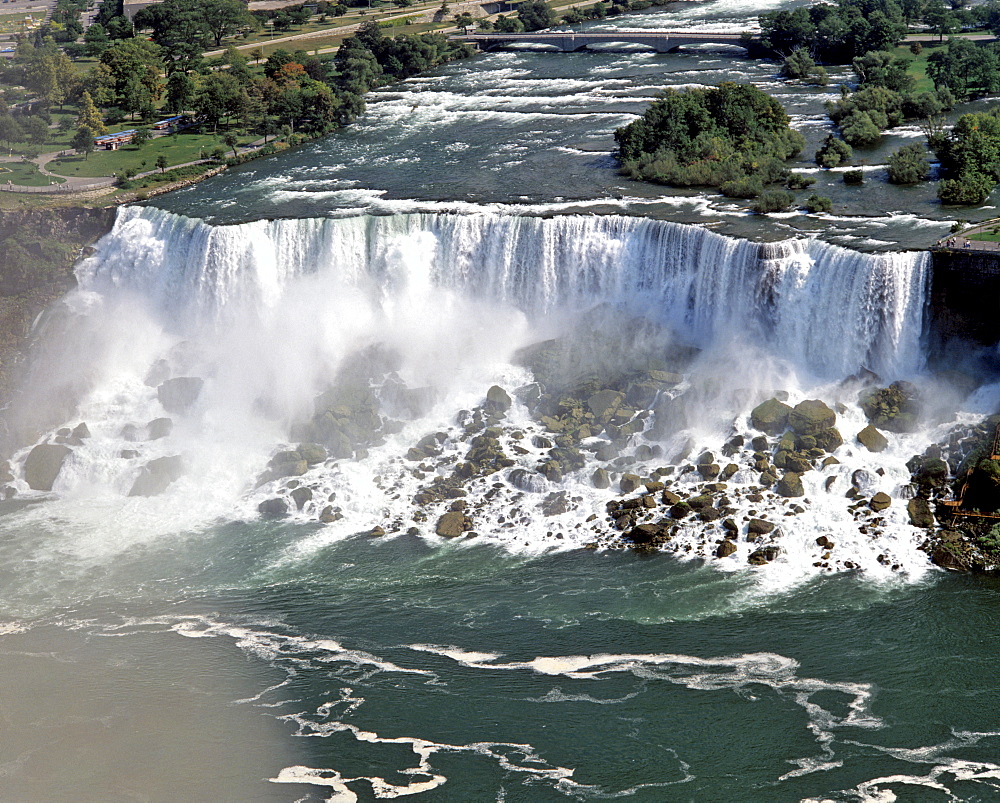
<box><xmin>451</xmin><ymin>31</ymin><xmax>751</xmax><ymax>54</ymax></box>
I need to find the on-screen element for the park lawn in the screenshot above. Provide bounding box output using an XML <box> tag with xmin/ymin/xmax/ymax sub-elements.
<box><xmin>0</xmin><ymin>160</ymin><xmax>64</xmax><ymax>186</ymax></box>
<box><xmin>899</xmin><ymin>41</ymin><xmax>942</xmax><ymax>94</ymax></box>
<box><xmin>968</xmin><ymin>231</ymin><xmax>1000</xmax><ymax>242</ymax></box>
<box><xmin>47</xmin><ymin>131</ymin><xmax>226</xmax><ymax>178</ymax></box>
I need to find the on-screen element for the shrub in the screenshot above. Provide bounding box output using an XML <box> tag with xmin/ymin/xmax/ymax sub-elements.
<box><xmin>787</xmin><ymin>173</ymin><xmax>816</xmax><ymax>190</ymax></box>
<box><xmin>816</xmin><ymin>134</ymin><xmax>852</xmax><ymax>168</ymax></box>
<box><xmin>804</xmin><ymin>194</ymin><xmax>833</xmax><ymax>213</ymax></box>
<box><xmin>843</xmin><ymin>169</ymin><xmax>864</xmax><ymax>185</ymax></box>
<box><xmin>752</xmin><ymin>189</ymin><xmax>795</xmax><ymax>213</ymax></box>
<box><xmin>939</xmin><ymin>173</ymin><xmax>995</xmax><ymax>205</ymax></box>
<box><xmin>887</xmin><ymin>143</ymin><xmax>931</xmax><ymax>184</ymax></box>
<box><xmin>720</xmin><ymin>176</ymin><xmax>764</xmax><ymax>198</ymax></box>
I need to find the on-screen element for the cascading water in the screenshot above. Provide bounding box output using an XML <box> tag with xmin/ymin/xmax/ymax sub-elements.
<box><xmin>1</xmin><ymin>205</ymin><xmax>944</xmax><ymax>588</ymax></box>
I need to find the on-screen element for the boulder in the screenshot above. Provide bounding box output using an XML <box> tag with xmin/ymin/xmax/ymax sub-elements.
<box><xmin>296</xmin><ymin>443</ymin><xmax>327</xmax><ymax>465</ymax></box>
<box><xmin>291</xmin><ymin>487</ymin><xmax>313</xmax><ymax>510</ymax></box>
<box><xmin>624</xmin><ymin>523</ymin><xmax>665</xmax><ymax>544</ymax></box>
<box><xmin>157</xmin><ymin>377</ymin><xmax>204</xmax><ymax>414</ymax></box>
<box><xmin>813</xmin><ymin>427</ymin><xmax>843</xmax><ymax>452</ymax></box>
<box><xmin>776</xmin><ymin>472</ymin><xmax>805</xmax><ymax>498</ymax></box>
<box><xmin>147</xmin><ymin>417</ymin><xmax>173</xmax><ymax>440</ymax></box>
<box><xmin>859</xmin><ymin>382</ymin><xmax>920</xmax><ymax>433</ymax></box>
<box><xmin>619</xmin><ymin>473</ymin><xmax>641</xmax><ymax>494</ymax></box>
<box><xmin>587</xmin><ymin>389</ymin><xmax>625</xmax><ymax>423</ymax></box>
<box><xmin>436</xmin><ymin>511</ymin><xmax>470</xmax><ymax>537</ymax></box>
<box><xmin>748</xmin><ymin>518</ymin><xmax>776</xmax><ymax>535</ymax></box>
<box><xmin>128</xmin><ymin>455</ymin><xmax>184</xmax><ymax>497</ymax></box>
<box><xmin>258</xmin><ymin>497</ymin><xmax>289</xmax><ymax>518</ymax></box>
<box><xmin>748</xmin><ymin>545</ymin><xmax>780</xmax><ymax>565</ymax></box>
<box><xmin>857</xmin><ymin>424</ymin><xmax>888</xmax><ymax>453</ymax></box>
<box><xmin>591</xmin><ymin>467</ymin><xmax>610</xmax><ymax>489</ymax></box>
<box><xmin>484</xmin><ymin>385</ymin><xmax>512</xmax><ymax>416</ymax></box>
<box><xmin>716</xmin><ymin>540</ymin><xmax>738</xmax><ymax>558</ymax></box>
<box><xmin>788</xmin><ymin>400</ymin><xmax>836</xmax><ymax>436</ymax></box>
<box><xmin>907</xmin><ymin>497</ymin><xmax>934</xmax><ymax>528</ymax></box>
<box><xmin>24</xmin><ymin>444</ymin><xmax>73</xmax><ymax>491</ymax></box>
<box><xmin>71</xmin><ymin>422</ymin><xmax>91</xmax><ymax>440</ymax></box>
<box><xmin>750</xmin><ymin>398</ymin><xmax>792</xmax><ymax>435</ymax></box>
<box><xmin>869</xmin><ymin>492</ymin><xmax>891</xmax><ymax>512</ymax></box>
<box><xmin>0</xmin><ymin>461</ymin><xmax>13</xmax><ymax>483</ymax></box>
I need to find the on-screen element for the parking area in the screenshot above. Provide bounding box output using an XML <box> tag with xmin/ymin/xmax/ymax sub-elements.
<box><xmin>0</xmin><ymin>0</ymin><xmax>55</xmax><ymax>55</ymax></box>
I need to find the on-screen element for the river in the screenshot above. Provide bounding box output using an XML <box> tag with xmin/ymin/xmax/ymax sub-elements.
<box><xmin>2</xmin><ymin>0</ymin><xmax>1000</xmax><ymax>800</ymax></box>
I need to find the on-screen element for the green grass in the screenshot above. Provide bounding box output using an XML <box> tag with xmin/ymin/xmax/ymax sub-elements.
<box><xmin>47</xmin><ymin>131</ymin><xmax>228</xmax><ymax>178</ymax></box>
<box><xmin>968</xmin><ymin>231</ymin><xmax>1000</xmax><ymax>242</ymax></box>
<box><xmin>0</xmin><ymin>160</ymin><xmax>64</xmax><ymax>186</ymax></box>
<box><xmin>899</xmin><ymin>41</ymin><xmax>941</xmax><ymax>94</ymax></box>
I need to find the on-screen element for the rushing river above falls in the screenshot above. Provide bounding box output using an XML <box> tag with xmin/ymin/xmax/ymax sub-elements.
<box><xmin>3</xmin><ymin>0</ymin><xmax>1000</xmax><ymax>800</ymax></box>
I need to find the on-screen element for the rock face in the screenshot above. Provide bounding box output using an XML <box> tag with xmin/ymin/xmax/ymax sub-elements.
<box><xmin>857</xmin><ymin>424</ymin><xmax>889</xmax><ymax>453</ymax></box>
<box><xmin>750</xmin><ymin>398</ymin><xmax>792</xmax><ymax>435</ymax></box>
<box><xmin>788</xmin><ymin>400</ymin><xmax>836</xmax><ymax>436</ymax></box>
<box><xmin>24</xmin><ymin>443</ymin><xmax>72</xmax><ymax>491</ymax></box>
<box><xmin>907</xmin><ymin>497</ymin><xmax>934</xmax><ymax>528</ymax></box>
<box><xmin>157</xmin><ymin>377</ymin><xmax>204</xmax><ymax>414</ymax></box>
<box><xmin>128</xmin><ymin>455</ymin><xmax>184</xmax><ymax>497</ymax></box>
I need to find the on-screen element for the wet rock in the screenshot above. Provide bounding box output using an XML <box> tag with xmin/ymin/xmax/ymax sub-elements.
<box><xmin>363</xmin><ymin>525</ymin><xmax>386</xmax><ymax>537</ymax></box>
<box><xmin>669</xmin><ymin>502</ymin><xmax>692</xmax><ymax>518</ymax></box>
<box><xmin>587</xmin><ymin>389</ymin><xmax>625</xmax><ymax>424</ymax></box>
<box><xmin>147</xmin><ymin>417</ymin><xmax>173</xmax><ymax>440</ymax></box>
<box><xmin>0</xmin><ymin>461</ymin><xmax>13</xmax><ymax>483</ymax></box>
<box><xmin>591</xmin><ymin>468</ymin><xmax>610</xmax><ymax>489</ymax></box>
<box><xmin>788</xmin><ymin>400</ymin><xmax>836</xmax><ymax>436</ymax></box>
<box><xmin>776</xmin><ymin>472</ymin><xmax>805</xmax><ymax>498</ymax></box>
<box><xmin>722</xmin><ymin>463</ymin><xmax>739</xmax><ymax>479</ymax></box>
<box><xmin>698</xmin><ymin>463</ymin><xmax>720</xmax><ymax>480</ymax></box>
<box><xmin>484</xmin><ymin>385</ymin><xmax>512</xmax><ymax>416</ymax></box>
<box><xmin>436</xmin><ymin>511</ymin><xmax>470</xmax><ymax>537</ymax></box>
<box><xmin>532</xmin><ymin>435</ymin><xmax>554</xmax><ymax>449</ymax></box>
<box><xmin>851</xmin><ymin>469</ymin><xmax>879</xmax><ymax>494</ymax></box>
<box><xmin>540</xmin><ymin>492</ymin><xmax>571</xmax><ymax>516</ymax></box>
<box><xmin>816</xmin><ymin>535</ymin><xmax>834</xmax><ymax>548</ymax></box>
<box><xmin>296</xmin><ymin>443</ymin><xmax>327</xmax><ymax>465</ymax></box>
<box><xmin>619</xmin><ymin>473</ymin><xmax>641</xmax><ymax>494</ymax></box>
<box><xmin>624</xmin><ymin>522</ymin><xmax>665</xmax><ymax>544</ymax></box>
<box><xmin>291</xmin><ymin>487</ymin><xmax>313</xmax><ymax>510</ymax></box>
<box><xmin>857</xmin><ymin>424</ymin><xmax>889</xmax><ymax>453</ymax></box>
<box><xmin>120</xmin><ymin>450</ymin><xmax>140</xmax><ymax>459</ymax></box>
<box><xmin>748</xmin><ymin>518</ymin><xmax>776</xmax><ymax>535</ymax></box>
<box><xmin>813</xmin><ymin>427</ymin><xmax>843</xmax><ymax>452</ymax></box>
<box><xmin>907</xmin><ymin>497</ymin><xmax>934</xmax><ymax>528</ymax></box>
<box><xmin>71</xmin><ymin>422</ymin><xmax>91</xmax><ymax>440</ymax></box>
<box><xmin>686</xmin><ymin>494</ymin><xmax>714</xmax><ymax>510</ymax></box>
<box><xmin>722</xmin><ymin>518</ymin><xmax>739</xmax><ymax>534</ymax></box>
<box><xmin>859</xmin><ymin>382</ymin><xmax>920</xmax><ymax>433</ymax></box>
<box><xmin>510</xmin><ymin>468</ymin><xmax>548</xmax><ymax>493</ymax></box>
<box><xmin>24</xmin><ymin>443</ymin><xmax>72</xmax><ymax>491</ymax></box>
<box><xmin>748</xmin><ymin>545</ymin><xmax>780</xmax><ymax>565</ymax></box>
<box><xmin>157</xmin><ymin>377</ymin><xmax>204</xmax><ymax>414</ymax></box>
<box><xmin>661</xmin><ymin>489</ymin><xmax>681</xmax><ymax>505</ymax></box>
<box><xmin>258</xmin><ymin>497</ymin><xmax>289</xmax><ymax>518</ymax></box>
<box><xmin>750</xmin><ymin>398</ymin><xmax>792</xmax><ymax>435</ymax></box>
<box><xmin>128</xmin><ymin>455</ymin><xmax>184</xmax><ymax>497</ymax></box>
<box><xmin>698</xmin><ymin>506</ymin><xmax>722</xmax><ymax>522</ymax></box>
<box><xmin>716</xmin><ymin>540</ymin><xmax>738</xmax><ymax>558</ymax></box>
<box><xmin>869</xmin><ymin>492</ymin><xmax>891</xmax><ymax>512</ymax></box>
<box><xmin>319</xmin><ymin>505</ymin><xmax>341</xmax><ymax>523</ymax></box>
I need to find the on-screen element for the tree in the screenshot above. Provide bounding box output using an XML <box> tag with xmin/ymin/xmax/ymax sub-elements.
<box><xmin>493</xmin><ymin>14</ymin><xmax>524</xmax><ymax>32</ymax></box>
<box><xmin>202</xmin><ymin>0</ymin><xmax>258</xmax><ymax>47</ymax></box>
<box><xmin>781</xmin><ymin>48</ymin><xmax>816</xmax><ymax>79</ymax></box>
<box><xmin>223</xmin><ymin>130</ymin><xmax>239</xmax><ymax>158</ymax></box>
<box><xmin>0</xmin><ymin>115</ymin><xmax>23</xmax><ymax>149</ymax></box>
<box><xmin>927</xmin><ymin>38</ymin><xmax>1000</xmax><ymax>100</ymax></box>
<box><xmin>132</xmin><ymin>126</ymin><xmax>152</xmax><ymax>146</ymax></box>
<box><xmin>76</xmin><ymin>90</ymin><xmax>107</xmax><ymax>136</ymax></box>
<box><xmin>924</xmin><ymin>0</ymin><xmax>958</xmax><ymax>40</ymax></box>
<box><xmin>804</xmin><ymin>194</ymin><xmax>833</xmax><ymax>212</ymax></box>
<box><xmin>840</xmin><ymin>110</ymin><xmax>882</xmax><ymax>146</ymax></box>
<box><xmin>84</xmin><ymin>22</ymin><xmax>110</xmax><ymax>57</ymax></box>
<box><xmin>517</xmin><ymin>0</ymin><xmax>555</xmax><ymax>31</ymax></box>
<box><xmin>815</xmin><ymin>133</ymin><xmax>852</xmax><ymax>167</ymax></box>
<box><xmin>852</xmin><ymin>50</ymin><xmax>914</xmax><ymax>93</ymax></box>
<box><xmin>155</xmin><ymin>153</ymin><xmax>168</xmax><ymax>172</ymax></box>
<box><xmin>887</xmin><ymin>142</ymin><xmax>931</xmax><ymax>183</ymax></box>
<box><xmin>72</xmin><ymin>125</ymin><xmax>96</xmax><ymax>159</ymax></box>
<box><xmin>453</xmin><ymin>12</ymin><xmax>475</xmax><ymax>33</ymax></box>
<box><xmin>165</xmin><ymin>70</ymin><xmax>194</xmax><ymax>114</ymax></box>
<box><xmin>19</xmin><ymin>116</ymin><xmax>50</xmax><ymax>145</ymax></box>
<box><xmin>194</xmin><ymin>72</ymin><xmax>242</xmax><ymax>130</ymax></box>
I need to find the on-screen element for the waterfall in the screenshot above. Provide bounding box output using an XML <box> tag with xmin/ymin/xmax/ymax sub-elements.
<box><xmin>80</xmin><ymin>206</ymin><xmax>930</xmax><ymax>380</ymax></box>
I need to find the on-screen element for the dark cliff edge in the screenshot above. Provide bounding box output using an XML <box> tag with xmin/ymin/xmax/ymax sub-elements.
<box><xmin>0</xmin><ymin>207</ymin><xmax>117</xmax><ymax>418</ymax></box>
<box><xmin>928</xmin><ymin>247</ymin><xmax>1000</xmax><ymax>360</ymax></box>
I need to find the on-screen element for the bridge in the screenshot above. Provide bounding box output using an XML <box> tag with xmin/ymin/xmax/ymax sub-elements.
<box><xmin>451</xmin><ymin>31</ymin><xmax>751</xmax><ymax>54</ymax></box>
